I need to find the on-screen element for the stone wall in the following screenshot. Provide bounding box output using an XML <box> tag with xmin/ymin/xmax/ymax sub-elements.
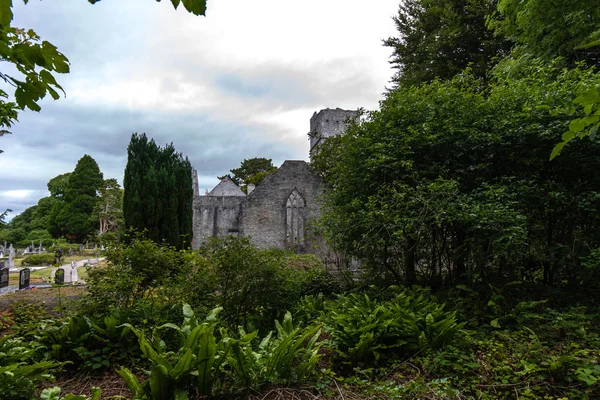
<box><xmin>192</xmin><ymin>195</ymin><xmax>245</xmax><ymax>249</ymax></box>
<box><xmin>240</xmin><ymin>160</ymin><xmax>323</xmax><ymax>252</ymax></box>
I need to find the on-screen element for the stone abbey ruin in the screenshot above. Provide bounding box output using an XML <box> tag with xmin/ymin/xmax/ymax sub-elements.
<box><xmin>191</xmin><ymin>108</ymin><xmax>359</xmax><ymax>257</ymax></box>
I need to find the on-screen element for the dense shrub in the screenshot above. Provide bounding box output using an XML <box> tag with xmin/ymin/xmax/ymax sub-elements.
<box><xmin>21</xmin><ymin>253</ymin><xmax>56</xmax><ymax>266</ymax></box>
<box><xmin>78</xmin><ymin>235</ymin><xmax>339</xmax><ymax>332</ymax></box>
<box><xmin>187</xmin><ymin>236</ymin><xmax>339</xmax><ymax>332</ymax></box>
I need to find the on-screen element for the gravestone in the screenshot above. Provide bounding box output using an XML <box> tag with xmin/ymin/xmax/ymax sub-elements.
<box><xmin>79</xmin><ymin>244</ymin><xmax>83</xmax><ymax>253</ymax></box>
<box><xmin>69</xmin><ymin>248</ymin><xmax>73</xmax><ymax>256</ymax></box>
<box><xmin>55</xmin><ymin>268</ymin><xmax>65</xmax><ymax>285</ymax></box>
<box><xmin>0</xmin><ymin>265</ymin><xmax>8</xmax><ymax>289</ymax></box>
<box><xmin>19</xmin><ymin>268</ymin><xmax>30</xmax><ymax>289</ymax></box>
<box><xmin>7</xmin><ymin>244</ymin><xmax>14</xmax><ymax>268</ymax></box>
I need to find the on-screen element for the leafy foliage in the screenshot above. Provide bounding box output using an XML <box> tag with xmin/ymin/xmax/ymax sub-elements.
<box><xmin>220</xmin><ymin>157</ymin><xmax>277</xmax><ymax>193</ymax></box>
<box><xmin>21</xmin><ymin>253</ymin><xmax>55</xmax><ymax>266</ymax></box>
<box><xmin>47</xmin><ymin>155</ymin><xmax>103</xmax><ymax>242</ymax></box>
<box><xmin>0</xmin><ymin>335</ymin><xmax>59</xmax><ymax>400</ymax></box>
<box><xmin>384</xmin><ymin>0</ymin><xmax>511</xmax><ymax>87</ymax></box>
<box><xmin>312</xmin><ymin>63</ymin><xmax>600</xmax><ymax>287</ymax></box>
<box><xmin>552</xmin><ymin>86</ymin><xmax>600</xmax><ymax>159</ymax></box>
<box><xmin>119</xmin><ymin>305</ymin><xmax>323</xmax><ymax>399</ymax></box>
<box><xmin>488</xmin><ymin>0</ymin><xmax>600</xmax><ymax>66</ymax></box>
<box><xmin>323</xmin><ymin>288</ymin><xmax>465</xmax><ymax>371</ymax></box>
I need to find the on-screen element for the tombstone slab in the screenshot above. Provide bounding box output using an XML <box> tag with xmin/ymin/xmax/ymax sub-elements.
<box><xmin>0</xmin><ymin>266</ymin><xmax>8</xmax><ymax>289</ymax></box>
<box><xmin>54</xmin><ymin>268</ymin><xmax>65</xmax><ymax>285</ymax></box>
<box><xmin>19</xmin><ymin>268</ymin><xmax>30</xmax><ymax>289</ymax></box>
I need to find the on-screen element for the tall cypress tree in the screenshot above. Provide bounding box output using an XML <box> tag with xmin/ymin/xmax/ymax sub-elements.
<box><xmin>123</xmin><ymin>133</ymin><xmax>193</xmax><ymax>249</ymax></box>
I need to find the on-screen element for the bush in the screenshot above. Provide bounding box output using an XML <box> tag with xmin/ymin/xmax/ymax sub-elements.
<box><xmin>21</xmin><ymin>253</ymin><xmax>56</xmax><ymax>266</ymax></box>
<box><xmin>77</xmin><ymin>236</ymin><xmax>193</xmax><ymax>325</ymax></box>
<box><xmin>79</xmin><ymin>235</ymin><xmax>340</xmax><ymax>333</ymax></box>
<box><xmin>324</xmin><ymin>287</ymin><xmax>466</xmax><ymax>371</ymax></box>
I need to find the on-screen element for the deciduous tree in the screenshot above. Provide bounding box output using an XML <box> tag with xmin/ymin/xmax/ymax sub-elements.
<box><xmin>384</xmin><ymin>0</ymin><xmax>510</xmax><ymax>87</ymax></box>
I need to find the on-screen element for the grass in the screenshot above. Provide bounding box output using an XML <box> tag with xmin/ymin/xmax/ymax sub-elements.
<box><xmin>7</xmin><ymin>260</ymin><xmax>103</xmax><ymax>286</ymax></box>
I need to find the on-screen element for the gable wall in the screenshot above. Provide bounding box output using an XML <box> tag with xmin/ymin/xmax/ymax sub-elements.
<box><xmin>240</xmin><ymin>160</ymin><xmax>323</xmax><ymax>251</ymax></box>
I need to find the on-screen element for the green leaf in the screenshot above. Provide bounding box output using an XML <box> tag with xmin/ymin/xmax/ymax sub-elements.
<box><xmin>569</xmin><ymin>118</ymin><xmax>586</xmax><ymax>133</ymax></box>
<box><xmin>181</xmin><ymin>0</ymin><xmax>207</xmax><ymax>15</ymax></box>
<box><xmin>574</xmin><ymin>88</ymin><xmax>600</xmax><ymax>106</ymax></box>
<box><xmin>0</xmin><ymin>0</ymin><xmax>13</xmax><ymax>27</ymax></box>
<box><xmin>40</xmin><ymin>387</ymin><xmax>61</xmax><ymax>400</ymax></box>
<box><xmin>550</xmin><ymin>141</ymin><xmax>566</xmax><ymax>160</ymax></box>
<box><xmin>170</xmin><ymin>348</ymin><xmax>194</xmax><ymax>380</ymax></box>
<box><xmin>490</xmin><ymin>318</ymin><xmax>501</xmax><ymax>328</ymax></box>
<box><xmin>117</xmin><ymin>367</ymin><xmax>142</xmax><ymax>397</ymax></box>
<box><xmin>149</xmin><ymin>364</ymin><xmax>172</xmax><ymax>400</ymax></box>
<box><xmin>561</xmin><ymin>130</ymin><xmax>575</xmax><ymax>142</ymax></box>
<box><xmin>576</xmin><ymin>39</ymin><xmax>600</xmax><ymax>50</ymax></box>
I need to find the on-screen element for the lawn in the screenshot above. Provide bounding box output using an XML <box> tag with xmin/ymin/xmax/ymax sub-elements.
<box><xmin>7</xmin><ymin>261</ymin><xmax>104</xmax><ymax>286</ymax></box>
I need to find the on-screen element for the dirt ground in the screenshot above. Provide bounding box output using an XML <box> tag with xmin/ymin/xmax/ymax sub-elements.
<box><xmin>0</xmin><ymin>286</ymin><xmax>87</xmax><ymax>313</ymax></box>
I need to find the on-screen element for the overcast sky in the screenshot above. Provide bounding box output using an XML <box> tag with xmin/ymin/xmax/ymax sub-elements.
<box><xmin>0</xmin><ymin>0</ymin><xmax>398</xmax><ymax>218</ymax></box>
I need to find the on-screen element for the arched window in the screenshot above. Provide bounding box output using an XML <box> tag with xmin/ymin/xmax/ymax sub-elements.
<box><xmin>286</xmin><ymin>188</ymin><xmax>305</xmax><ymax>247</ymax></box>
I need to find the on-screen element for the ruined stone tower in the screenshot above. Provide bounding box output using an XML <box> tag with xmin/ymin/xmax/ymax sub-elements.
<box><xmin>309</xmin><ymin>108</ymin><xmax>359</xmax><ymax>156</ymax></box>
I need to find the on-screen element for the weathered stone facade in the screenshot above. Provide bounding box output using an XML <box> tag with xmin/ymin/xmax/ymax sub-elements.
<box><xmin>192</xmin><ymin>108</ymin><xmax>358</xmax><ymax>254</ymax></box>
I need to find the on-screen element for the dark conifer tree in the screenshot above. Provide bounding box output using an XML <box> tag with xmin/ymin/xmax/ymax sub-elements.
<box><xmin>123</xmin><ymin>133</ymin><xmax>193</xmax><ymax>249</ymax></box>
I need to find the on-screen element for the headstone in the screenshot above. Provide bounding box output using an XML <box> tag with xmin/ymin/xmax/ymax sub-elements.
<box><xmin>55</xmin><ymin>268</ymin><xmax>65</xmax><ymax>285</ymax></box>
<box><xmin>69</xmin><ymin>248</ymin><xmax>73</xmax><ymax>256</ymax></box>
<box><xmin>79</xmin><ymin>244</ymin><xmax>83</xmax><ymax>253</ymax></box>
<box><xmin>7</xmin><ymin>244</ymin><xmax>14</xmax><ymax>269</ymax></box>
<box><xmin>85</xmin><ymin>241</ymin><xmax>88</xmax><ymax>249</ymax></box>
<box><xmin>0</xmin><ymin>265</ymin><xmax>8</xmax><ymax>289</ymax></box>
<box><xmin>70</xmin><ymin>267</ymin><xmax>78</xmax><ymax>282</ymax></box>
<box><xmin>19</xmin><ymin>268</ymin><xmax>30</xmax><ymax>289</ymax></box>
<box><xmin>101</xmin><ymin>245</ymin><xmax>105</xmax><ymax>251</ymax></box>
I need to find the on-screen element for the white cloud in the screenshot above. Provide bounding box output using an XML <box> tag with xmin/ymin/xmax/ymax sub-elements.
<box><xmin>2</xmin><ymin>0</ymin><xmax>399</xmax><ymax>216</ymax></box>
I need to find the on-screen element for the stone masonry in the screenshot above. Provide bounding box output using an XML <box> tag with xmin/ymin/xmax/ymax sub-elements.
<box><xmin>192</xmin><ymin>108</ymin><xmax>358</xmax><ymax>254</ymax></box>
